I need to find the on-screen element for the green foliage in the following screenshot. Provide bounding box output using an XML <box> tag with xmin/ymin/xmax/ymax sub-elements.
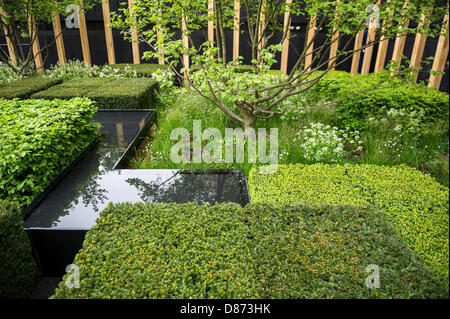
<box><xmin>52</xmin><ymin>202</ymin><xmax>447</xmax><ymax>299</ymax></box>
<box><xmin>0</xmin><ymin>201</ymin><xmax>39</xmax><ymax>298</ymax></box>
<box><xmin>32</xmin><ymin>78</ymin><xmax>159</xmax><ymax>109</ymax></box>
<box><xmin>0</xmin><ymin>97</ymin><xmax>98</xmax><ymax>208</ymax></box>
<box><xmin>312</xmin><ymin>71</ymin><xmax>450</xmax><ymax>130</ymax></box>
<box><xmin>0</xmin><ymin>77</ymin><xmax>62</xmax><ymax>99</ymax></box>
<box><xmin>109</xmin><ymin>63</ymin><xmax>171</xmax><ymax>77</ymax></box>
<box><xmin>249</xmin><ymin>163</ymin><xmax>450</xmax><ymax>281</ymax></box>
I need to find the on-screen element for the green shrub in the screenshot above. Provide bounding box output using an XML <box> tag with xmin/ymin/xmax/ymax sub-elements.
<box><xmin>312</xmin><ymin>71</ymin><xmax>449</xmax><ymax>130</ymax></box>
<box><xmin>0</xmin><ymin>201</ymin><xmax>40</xmax><ymax>298</ymax></box>
<box><xmin>109</xmin><ymin>63</ymin><xmax>171</xmax><ymax>77</ymax></box>
<box><xmin>0</xmin><ymin>97</ymin><xmax>98</xmax><ymax>208</ymax></box>
<box><xmin>32</xmin><ymin>78</ymin><xmax>158</xmax><ymax>109</ymax></box>
<box><xmin>249</xmin><ymin>163</ymin><xmax>449</xmax><ymax>281</ymax></box>
<box><xmin>0</xmin><ymin>77</ymin><xmax>62</xmax><ymax>99</ymax></box>
<box><xmin>52</xmin><ymin>202</ymin><xmax>447</xmax><ymax>299</ymax></box>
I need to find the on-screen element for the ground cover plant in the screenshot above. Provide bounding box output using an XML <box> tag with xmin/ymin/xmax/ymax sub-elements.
<box><xmin>0</xmin><ymin>97</ymin><xmax>98</xmax><ymax>208</ymax></box>
<box><xmin>52</xmin><ymin>202</ymin><xmax>448</xmax><ymax>299</ymax></box>
<box><xmin>0</xmin><ymin>201</ymin><xmax>39</xmax><ymax>298</ymax></box>
<box><xmin>31</xmin><ymin>77</ymin><xmax>158</xmax><ymax>109</ymax></box>
<box><xmin>249</xmin><ymin>163</ymin><xmax>450</xmax><ymax>283</ymax></box>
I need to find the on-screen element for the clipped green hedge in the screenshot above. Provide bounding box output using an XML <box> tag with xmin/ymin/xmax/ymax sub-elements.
<box><xmin>52</xmin><ymin>202</ymin><xmax>447</xmax><ymax>299</ymax></box>
<box><xmin>109</xmin><ymin>63</ymin><xmax>171</xmax><ymax>77</ymax></box>
<box><xmin>32</xmin><ymin>78</ymin><xmax>158</xmax><ymax>109</ymax></box>
<box><xmin>0</xmin><ymin>97</ymin><xmax>98</xmax><ymax>208</ymax></box>
<box><xmin>312</xmin><ymin>71</ymin><xmax>449</xmax><ymax>130</ymax></box>
<box><xmin>249</xmin><ymin>164</ymin><xmax>449</xmax><ymax>281</ymax></box>
<box><xmin>0</xmin><ymin>201</ymin><xmax>40</xmax><ymax>298</ymax></box>
<box><xmin>0</xmin><ymin>77</ymin><xmax>62</xmax><ymax>99</ymax></box>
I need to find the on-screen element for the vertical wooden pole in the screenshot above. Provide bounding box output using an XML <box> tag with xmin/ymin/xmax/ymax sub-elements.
<box><xmin>28</xmin><ymin>15</ymin><xmax>44</xmax><ymax>73</ymax></box>
<box><xmin>304</xmin><ymin>15</ymin><xmax>316</xmax><ymax>70</ymax></box>
<box><xmin>102</xmin><ymin>0</ymin><xmax>115</xmax><ymax>65</ymax></box>
<box><xmin>258</xmin><ymin>1</ymin><xmax>266</xmax><ymax>54</ymax></box>
<box><xmin>52</xmin><ymin>13</ymin><xmax>66</xmax><ymax>65</ymax></box>
<box><xmin>410</xmin><ymin>13</ymin><xmax>429</xmax><ymax>82</ymax></box>
<box><xmin>233</xmin><ymin>0</ymin><xmax>240</xmax><ymax>62</ymax></box>
<box><xmin>328</xmin><ymin>3</ymin><xmax>340</xmax><ymax>70</ymax></box>
<box><xmin>78</xmin><ymin>4</ymin><xmax>91</xmax><ymax>66</ymax></box>
<box><xmin>361</xmin><ymin>0</ymin><xmax>381</xmax><ymax>74</ymax></box>
<box><xmin>280</xmin><ymin>0</ymin><xmax>292</xmax><ymax>74</ymax></box>
<box><xmin>181</xmin><ymin>11</ymin><xmax>189</xmax><ymax>83</ymax></box>
<box><xmin>0</xmin><ymin>7</ymin><xmax>17</xmax><ymax>65</ymax></box>
<box><xmin>208</xmin><ymin>0</ymin><xmax>214</xmax><ymax>43</ymax></box>
<box><xmin>428</xmin><ymin>14</ymin><xmax>449</xmax><ymax>88</ymax></box>
<box><xmin>128</xmin><ymin>0</ymin><xmax>140</xmax><ymax>64</ymax></box>
<box><xmin>374</xmin><ymin>0</ymin><xmax>391</xmax><ymax>73</ymax></box>
<box><xmin>157</xmin><ymin>5</ymin><xmax>164</xmax><ymax>65</ymax></box>
<box><xmin>391</xmin><ymin>2</ymin><xmax>409</xmax><ymax>75</ymax></box>
<box><xmin>350</xmin><ymin>31</ymin><xmax>364</xmax><ymax>74</ymax></box>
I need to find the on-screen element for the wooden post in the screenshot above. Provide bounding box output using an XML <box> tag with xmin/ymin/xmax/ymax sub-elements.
<box><xmin>350</xmin><ymin>31</ymin><xmax>363</xmax><ymax>74</ymax></box>
<box><xmin>410</xmin><ymin>12</ymin><xmax>429</xmax><ymax>82</ymax></box>
<box><xmin>304</xmin><ymin>15</ymin><xmax>316</xmax><ymax>70</ymax></box>
<box><xmin>361</xmin><ymin>0</ymin><xmax>381</xmax><ymax>74</ymax></box>
<box><xmin>27</xmin><ymin>15</ymin><xmax>44</xmax><ymax>73</ymax></box>
<box><xmin>391</xmin><ymin>2</ymin><xmax>409</xmax><ymax>75</ymax></box>
<box><xmin>102</xmin><ymin>0</ymin><xmax>115</xmax><ymax>64</ymax></box>
<box><xmin>181</xmin><ymin>11</ymin><xmax>189</xmax><ymax>84</ymax></box>
<box><xmin>233</xmin><ymin>0</ymin><xmax>240</xmax><ymax>62</ymax></box>
<box><xmin>128</xmin><ymin>0</ymin><xmax>140</xmax><ymax>64</ymax></box>
<box><xmin>208</xmin><ymin>0</ymin><xmax>214</xmax><ymax>43</ymax></box>
<box><xmin>374</xmin><ymin>0</ymin><xmax>392</xmax><ymax>73</ymax></box>
<box><xmin>428</xmin><ymin>14</ymin><xmax>449</xmax><ymax>88</ymax></box>
<box><xmin>258</xmin><ymin>1</ymin><xmax>266</xmax><ymax>54</ymax></box>
<box><xmin>280</xmin><ymin>0</ymin><xmax>292</xmax><ymax>74</ymax></box>
<box><xmin>328</xmin><ymin>3</ymin><xmax>340</xmax><ymax>70</ymax></box>
<box><xmin>157</xmin><ymin>5</ymin><xmax>164</xmax><ymax>65</ymax></box>
<box><xmin>52</xmin><ymin>13</ymin><xmax>66</xmax><ymax>65</ymax></box>
<box><xmin>78</xmin><ymin>4</ymin><xmax>91</xmax><ymax>66</ymax></box>
<box><xmin>0</xmin><ymin>7</ymin><xmax>17</xmax><ymax>65</ymax></box>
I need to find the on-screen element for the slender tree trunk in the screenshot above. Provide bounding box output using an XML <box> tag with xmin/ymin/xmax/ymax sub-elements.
<box><xmin>238</xmin><ymin>107</ymin><xmax>256</xmax><ymax>129</ymax></box>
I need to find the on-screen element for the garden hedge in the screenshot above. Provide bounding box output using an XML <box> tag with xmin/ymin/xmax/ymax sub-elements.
<box><xmin>52</xmin><ymin>202</ymin><xmax>447</xmax><ymax>299</ymax></box>
<box><xmin>249</xmin><ymin>164</ymin><xmax>449</xmax><ymax>282</ymax></box>
<box><xmin>0</xmin><ymin>201</ymin><xmax>40</xmax><ymax>298</ymax></box>
<box><xmin>0</xmin><ymin>97</ymin><xmax>98</xmax><ymax>208</ymax></box>
<box><xmin>32</xmin><ymin>78</ymin><xmax>158</xmax><ymax>109</ymax></box>
<box><xmin>109</xmin><ymin>63</ymin><xmax>171</xmax><ymax>77</ymax></box>
<box><xmin>0</xmin><ymin>77</ymin><xmax>62</xmax><ymax>99</ymax></box>
<box><xmin>312</xmin><ymin>71</ymin><xmax>449</xmax><ymax>130</ymax></box>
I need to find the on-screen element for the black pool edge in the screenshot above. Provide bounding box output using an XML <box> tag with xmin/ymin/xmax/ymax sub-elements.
<box><xmin>21</xmin><ymin>109</ymin><xmax>157</xmax><ymax>220</ymax></box>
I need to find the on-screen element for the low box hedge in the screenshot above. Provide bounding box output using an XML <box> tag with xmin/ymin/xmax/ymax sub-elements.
<box><xmin>109</xmin><ymin>63</ymin><xmax>171</xmax><ymax>77</ymax></box>
<box><xmin>0</xmin><ymin>77</ymin><xmax>62</xmax><ymax>99</ymax></box>
<box><xmin>312</xmin><ymin>71</ymin><xmax>449</xmax><ymax>130</ymax></box>
<box><xmin>52</xmin><ymin>202</ymin><xmax>447</xmax><ymax>299</ymax></box>
<box><xmin>0</xmin><ymin>97</ymin><xmax>98</xmax><ymax>208</ymax></box>
<box><xmin>249</xmin><ymin>164</ymin><xmax>449</xmax><ymax>282</ymax></box>
<box><xmin>32</xmin><ymin>78</ymin><xmax>158</xmax><ymax>109</ymax></box>
<box><xmin>0</xmin><ymin>201</ymin><xmax>40</xmax><ymax>298</ymax></box>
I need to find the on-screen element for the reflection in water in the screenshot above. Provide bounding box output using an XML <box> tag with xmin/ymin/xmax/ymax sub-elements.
<box><xmin>24</xmin><ymin>111</ymin><xmax>250</xmax><ymax>231</ymax></box>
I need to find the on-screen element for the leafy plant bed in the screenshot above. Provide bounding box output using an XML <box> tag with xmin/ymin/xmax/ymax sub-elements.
<box><xmin>249</xmin><ymin>163</ymin><xmax>450</xmax><ymax>284</ymax></box>
<box><xmin>52</xmin><ymin>202</ymin><xmax>448</xmax><ymax>298</ymax></box>
<box><xmin>109</xmin><ymin>63</ymin><xmax>171</xmax><ymax>77</ymax></box>
<box><xmin>0</xmin><ymin>77</ymin><xmax>62</xmax><ymax>99</ymax></box>
<box><xmin>31</xmin><ymin>77</ymin><xmax>159</xmax><ymax>109</ymax></box>
<box><xmin>0</xmin><ymin>97</ymin><xmax>98</xmax><ymax>208</ymax></box>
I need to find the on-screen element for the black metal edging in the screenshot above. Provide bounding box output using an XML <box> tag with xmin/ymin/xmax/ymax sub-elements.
<box><xmin>21</xmin><ymin>109</ymin><xmax>157</xmax><ymax>219</ymax></box>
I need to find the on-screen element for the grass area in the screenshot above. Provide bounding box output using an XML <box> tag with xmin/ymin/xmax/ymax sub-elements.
<box><xmin>52</xmin><ymin>202</ymin><xmax>448</xmax><ymax>298</ymax></box>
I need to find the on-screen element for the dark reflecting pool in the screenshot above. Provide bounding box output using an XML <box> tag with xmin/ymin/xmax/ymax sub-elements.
<box><xmin>24</xmin><ymin>110</ymin><xmax>250</xmax><ymax>275</ymax></box>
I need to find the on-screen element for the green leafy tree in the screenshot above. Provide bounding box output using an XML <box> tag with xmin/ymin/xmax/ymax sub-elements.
<box><xmin>0</xmin><ymin>0</ymin><xmax>98</xmax><ymax>75</ymax></box>
<box><xmin>112</xmin><ymin>0</ymin><xmax>448</xmax><ymax>129</ymax></box>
